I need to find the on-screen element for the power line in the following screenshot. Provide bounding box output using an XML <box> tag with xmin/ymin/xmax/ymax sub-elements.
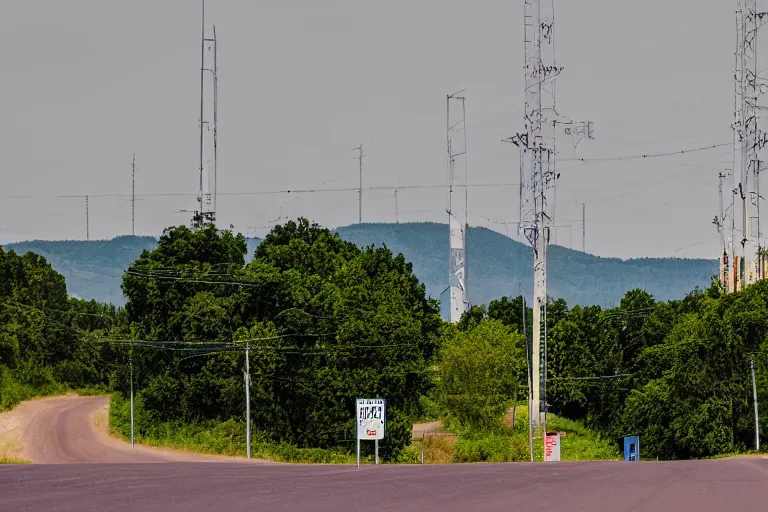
<box><xmin>559</xmin><ymin>142</ymin><xmax>731</xmax><ymax>163</ymax></box>
<box><xmin>0</xmin><ymin>143</ymin><xmax>737</xmax><ymax>202</ymax></box>
<box><xmin>0</xmin><ymin>183</ymin><xmax>519</xmax><ymax>200</ymax></box>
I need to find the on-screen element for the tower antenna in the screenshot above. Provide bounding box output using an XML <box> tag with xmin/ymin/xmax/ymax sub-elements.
<box><xmin>132</xmin><ymin>154</ymin><xmax>136</xmax><ymax>236</ymax></box>
<box><xmin>85</xmin><ymin>195</ymin><xmax>90</xmax><ymax>241</ymax></box>
<box><xmin>194</xmin><ymin>0</ymin><xmax>217</xmax><ymax>228</ymax></box>
<box><xmin>447</xmin><ymin>90</ymin><xmax>469</xmax><ymax>323</ymax></box>
<box><xmin>213</xmin><ymin>25</ymin><xmax>218</xmax><ymax>217</ymax></box>
<box><xmin>352</xmin><ymin>145</ymin><xmax>364</xmax><ymax>223</ymax></box>
<box><xmin>505</xmin><ymin>0</ymin><xmax>594</xmax><ymax>436</ymax></box>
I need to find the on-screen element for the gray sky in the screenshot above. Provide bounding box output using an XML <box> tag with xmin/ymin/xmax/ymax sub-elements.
<box><xmin>0</xmin><ymin>0</ymin><xmax>738</xmax><ymax>259</ymax></box>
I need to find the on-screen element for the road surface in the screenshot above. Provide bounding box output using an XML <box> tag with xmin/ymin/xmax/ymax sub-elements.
<box><xmin>2</xmin><ymin>395</ymin><xmax>768</xmax><ymax>510</ymax></box>
<box><xmin>0</xmin><ymin>395</ymin><xmax>266</xmax><ymax>464</ymax></box>
<box><xmin>3</xmin><ymin>457</ymin><xmax>768</xmax><ymax>511</ymax></box>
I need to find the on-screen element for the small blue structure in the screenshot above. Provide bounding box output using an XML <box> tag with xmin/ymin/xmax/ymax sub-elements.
<box><xmin>624</xmin><ymin>436</ymin><xmax>640</xmax><ymax>462</ymax></box>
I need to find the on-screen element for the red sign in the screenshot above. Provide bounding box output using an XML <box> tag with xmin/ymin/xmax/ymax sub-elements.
<box><xmin>367</xmin><ymin>429</ymin><xmax>377</xmax><ymax>436</ymax></box>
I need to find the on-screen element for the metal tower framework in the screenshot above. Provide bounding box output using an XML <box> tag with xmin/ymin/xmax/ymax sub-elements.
<box><xmin>725</xmin><ymin>0</ymin><xmax>768</xmax><ymax>292</ymax></box>
<box><xmin>508</xmin><ymin>0</ymin><xmax>593</xmax><ymax>432</ymax></box>
<box><xmin>193</xmin><ymin>0</ymin><xmax>218</xmax><ymax>228</ymax></box>
<box><xmin>447</xmin><ymin>91</ymin><xmax>470</xmax><ymax>323</ymax></box>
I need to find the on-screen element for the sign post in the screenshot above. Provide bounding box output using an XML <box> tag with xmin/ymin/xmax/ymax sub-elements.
<box><xmin>544</xmin><ymin>432</ymin><xmax>560</xmax><ymax>462</ymax></box>
<box><xmin>356</xmin><ymin>398</ymin><xmax>386</xmax><ymax>469</ymax></box>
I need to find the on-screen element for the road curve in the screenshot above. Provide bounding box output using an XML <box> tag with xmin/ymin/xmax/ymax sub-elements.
<box><xmin>1</xmin><ymin>395</ymin><xmax>267</xmax><ymax>464</ymax></box>
<box><xmin>3</xmin><ymin>457</ymin><xmax>768</xmax><ymax>511</ymax></box>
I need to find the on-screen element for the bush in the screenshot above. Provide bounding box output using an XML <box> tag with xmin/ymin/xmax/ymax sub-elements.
<box><xmin>454</xmin><ymin>434</ymin><xmax>530</xmax><ymax>463</ymax></box>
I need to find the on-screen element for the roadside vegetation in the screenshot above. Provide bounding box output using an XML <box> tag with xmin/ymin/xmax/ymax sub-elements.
<box><xmin>1</xmin><ymin>219</ymin><xmax>767</xmax><ymax>463</ymax></box>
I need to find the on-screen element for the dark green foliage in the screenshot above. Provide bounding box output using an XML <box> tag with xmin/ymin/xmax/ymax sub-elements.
<box><xmin>436</xmin><ymin>320</ymin><xmax>526</xmax><ymax>431</ymax></box>
<box><xmin>544</xmin><ymin>281</ymin><xmax>768</xmax><ymax>460</ymax></box>
<box><xmin>0</xmin><ymin>246</ymin><xmax>111</xmax><ymax>409</ymax></box>
<box><xmin>118</xmin><ymin>219</ymin><xmax>442</xmax><ymax>459</ymax></box>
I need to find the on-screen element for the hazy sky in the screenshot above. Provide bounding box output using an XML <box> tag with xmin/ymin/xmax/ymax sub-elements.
<box><xmin>0</xmin><ymin>0</ymin><xmax>742</xmax><ymax>259</ymax></box>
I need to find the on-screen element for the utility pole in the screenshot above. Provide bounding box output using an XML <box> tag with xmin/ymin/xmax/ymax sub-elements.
<box><xmin>245</xmin><ymin>342</ymin><xmax>251</xmax><ymax>459</ymax></box>
<box><xmin>751</xmin><ymin>358</ymin><xmax>760</xmax><ymax>451</ymax></box>
<box><xmin>85</xmin><ymin>195</ymin><xmax>90</xmax><ymax>241</ymax></box>
<box><xmin>582</xmin><ymin>202</ymin><xmax>586</xmax><ymax>253</ymax></box>
<box><xmin>716</xmin><ymin>171</ymin><xmax>732</xmax><ymax>288</ymax></box>
<box><xmin>130</xmin><ymin>352</ymin><xmax>135</xmax><ymax>450</ymax></box>
<box><xmin>353</xmin><ymin>145</ymin><xmax>364</xmax><ymax>223</ymax></box>
<box><xmin>394</xmin><ymin>187</ymin><xmax>403</xmax><ymax>224</ymax></box>
<box><xmin>132</xmin><ymin>154</ymin><xmax>136</xmax><ymax>236</ymax></box>
<box><xmin>521</xmin><ymin>285</ymin><xmax>533</xmax><ymax>462</ymax></box>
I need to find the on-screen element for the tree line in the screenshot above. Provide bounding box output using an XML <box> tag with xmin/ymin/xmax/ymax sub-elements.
<box><xmin>1</xmin><ymin>218</ymin><xmax>766</xmax><ymax>460</ymax></box>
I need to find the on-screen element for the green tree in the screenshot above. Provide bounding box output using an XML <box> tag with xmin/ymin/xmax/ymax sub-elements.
<box><xmin>437</xmin><ymin>319</ymin><xmax>526</xmax><ymax>431</ymax></box>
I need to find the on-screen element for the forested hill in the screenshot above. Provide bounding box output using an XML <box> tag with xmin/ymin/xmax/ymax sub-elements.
<box><xmin>3</xmin><ymin>222</ymin><xmax>716</xmax><ymax>308</ymax></box>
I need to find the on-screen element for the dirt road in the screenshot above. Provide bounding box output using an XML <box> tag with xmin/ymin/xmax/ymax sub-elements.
<box><xmin>0</xmin><ymin>395</ymin><xmax>267</xmax><ymax>464</ymax></box>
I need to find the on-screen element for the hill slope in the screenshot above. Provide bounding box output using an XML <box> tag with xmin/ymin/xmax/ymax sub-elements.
<box><xmin>3</xmin><ymin>222</ymin><xmax>717</xmax><ymax>309</ymax></box>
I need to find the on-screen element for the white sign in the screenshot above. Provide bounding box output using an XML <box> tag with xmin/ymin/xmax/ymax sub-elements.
<box><xmin>356</xmin><ymin>398</ymin><xmax>386</xmax><ymax>440</ymax></box>
<box><xmin>545</xmin><ymin>432</ymin><xmax>561</xmax><ymax>462</ymax></box>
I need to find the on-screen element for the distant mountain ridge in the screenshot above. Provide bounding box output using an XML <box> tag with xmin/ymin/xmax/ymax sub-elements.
<box><xmin>3</xmin><ymin>222</ymin><xmax>717</xmax><ymax>310</ymax></box>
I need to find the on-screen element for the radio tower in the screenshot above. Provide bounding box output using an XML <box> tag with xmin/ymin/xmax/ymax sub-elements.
<box><xmin>193</xmin><ymin>0</ymin><xmax>218</xmax><ymax>229</ymax></box>
<box><xmin>728</xmin><ymin>0</ymin><xmax>768</xmax><ymax>292</ymax></box>
<box><xmin>506</xmin><ymin>0</ymin><xmax>593</xmax><ymax>433</ymax></box>
<box><xmin>447</xmin><ymin>91</ymin><xmax>470</xmax><ymax>323</ymax></box>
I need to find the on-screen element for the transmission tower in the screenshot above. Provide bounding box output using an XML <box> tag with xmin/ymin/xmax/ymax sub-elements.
<box><xmin>132</xmin><ymin>154</ymin><xmax>136</xmax><ymax>236</ymax></box>
<box><xmin>193</xmin><ymin>0</ymin><xmax>218</xmax><ymax>229</ymax></box>
<box><xmin>352</xmin><ymin>145</ymin><xmax>364</xmax><ymax>223</ymax></box>
<box><xmin>447</xmin><ymin>91</ymin><xmax>470</xmax><ymax>323</ymax></box>
<box><xmin>506</xmin><ymin>0</ymin><xmax>593</xmax><ymax>433</ymax></box>
<box><xmin>728</xmin><ymin>0</ymin><xmax>768</xmax><ymax>291</ymax></box>
<box><xmin>394</xmin><ymin>186</ymin><xmax>404</xmax><ymax>224</ymax></box>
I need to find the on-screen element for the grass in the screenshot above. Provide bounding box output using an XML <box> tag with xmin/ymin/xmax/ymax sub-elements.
<box><xmin>108</xmin><ymin>393</ymin><xmax>364</xmax><ymax>464</ymax></box>
<box><xmin>414</xmin><ymin>402</ymin><xmax>623</xmax><ymax>463</ymax></box>
<box><xmin>0</xmin><ymin>366</ymin><xmax>68</xmax><ymax>412</ymax></box>
<box><xmin>0</xmin><ymin>458</ymin><xmax>30</xmax><ymax>464</ymax></box>
<box><xmin>0</xmin><ymin>365</ymin><xmax>112</xmax><ymax>412</ymax></box>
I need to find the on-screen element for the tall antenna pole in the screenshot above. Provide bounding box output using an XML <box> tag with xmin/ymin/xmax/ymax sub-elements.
<box><xmin>447</xmin><ymin>91</ymin><xmax>468</xmax><ymax>323</ymax></box>
<box><xmin>582</xmin><ymin>202</ymin><xmax>586</xmax><ymax>252</ymax></box>
<box><xmin>508</xmin><ymin>0</ymin><xmax>594</xmax><ymax>434</ymax></box>
<box><xmin>85</xmin><ymin>195</ymin><xmax>90</xmax><ymax>241</ymax></box>
<box><xmin>198</xmin><ymin>0</ymin><xmax>205</xmax><ymax>226</ymax></box>
<box><xmin>352</xmin><ymin>145</ymin><xmax>364</xmax><ymax>223</ymax></box>
<box><xmin>212</xmin><ymin>25</ymin><xmax>218</xmax><ymax>217</ymax></box>
<box><xmin>462</xmin><ymin>97</ymin><xmax>470</xmax><ymax>309</ymax></box>
<box><xmin>132</xmin><ymin>154</ymin><xmax>136</xmax><ymax>236</ymax></box>
<box><xmin>394</xmin><ymin>187</ymin><xmax>403</xmax><ymax>224</ymax></box>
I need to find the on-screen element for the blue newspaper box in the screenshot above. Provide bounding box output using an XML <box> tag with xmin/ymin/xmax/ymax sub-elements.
<box><xmin>623</xmin><ymin>436</ymin><xmax>639</xmax><ymax>462</ymax></box>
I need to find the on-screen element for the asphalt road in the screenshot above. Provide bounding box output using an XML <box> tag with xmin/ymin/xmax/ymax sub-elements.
<box><xmin>3</xmin><ymin>457</ymin><xmax>768</xmax><ymax>511</ymax></box>
<box><xmin>3</xmin><ymin>396</ymin><xmax>768</xmax><ymax>511</ymax></box>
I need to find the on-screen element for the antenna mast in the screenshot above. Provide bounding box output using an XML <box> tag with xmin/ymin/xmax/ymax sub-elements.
<box><xmin>447</xmin><ymin>91</ymin><xmax>469</xmax><ymax>323</ymax></box>
<box><xmin>86</xmin><ymin>195</ymin><xmax>90</xmax><ymax>241</ymax></box>
<box><xmin>353</xmin><ymin>145</ymin><xmax>364</xmax><ymax>223</ymax></box>
<box><xmin>194</xmin><ymin>0</ymin><xmax>217</xmax><ymax>228</ymax></box>
<box><xmin>132</xmin><ymin>154</ymin><xmax>136</xmax><ymax>236</ymax></box>
<box><xmin>394</xmin><ymin>187</ymin><xmax>403</xmax><ymax>224</ymax></box>
<box><xmin>505</xmin><ymin>0</ymin><xmax>593</xmax><ymax>434</ymax></box>
<box><xmin>728</xmin><ymin>0</ymin><xmax>768</xmax><ymax>291</ymax></box>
